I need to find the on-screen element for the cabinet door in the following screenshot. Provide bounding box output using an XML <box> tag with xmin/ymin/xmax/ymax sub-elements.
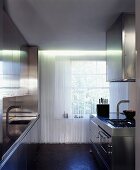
<box><xmin>1</xmin><ymin>118</ymin><xmax>40</xmax><ymax>170</ymax></box>
<box><xmin>1</xmin><ymin>143</ymin><xmax>27</xmax><ymax>170</ymax></box>
<box><xmin>24</xmin><ymin>118</ymin><xmax>40</xmax><ymax>170</ymax></box>
<box><xmin>90</xmin><ymin>120</ymin><xmax>99</xmax><ymax>144</ymax></box>
<box><xmin>1</xmin><ymin>11</ymin><xmax>28</xmax><ymax>89</ymax></box>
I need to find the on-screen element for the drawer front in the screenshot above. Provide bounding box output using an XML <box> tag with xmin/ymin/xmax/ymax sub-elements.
<box><xmin>90</xmin><ymin>120</ymin><xmax>99</xmax><ymax>143</ymax></box>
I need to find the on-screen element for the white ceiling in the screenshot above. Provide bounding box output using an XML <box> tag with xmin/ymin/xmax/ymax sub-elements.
<box><xmin>5</xmin><ymin>0</ymin><xmax>135</xmax><ymax>50</ymax></box>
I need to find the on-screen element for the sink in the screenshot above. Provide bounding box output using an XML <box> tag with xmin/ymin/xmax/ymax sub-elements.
<box><xmin>8</xmin><ymin>116</ymin><xmax>37</xmax><ymax>125</ymax></box>
<box><xmin>9</xmin><ymin>120</ymin><xmax>31</xmax><ymax>125</ymax></box>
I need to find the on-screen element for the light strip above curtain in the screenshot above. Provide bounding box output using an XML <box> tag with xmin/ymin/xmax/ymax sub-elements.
<box><xmin>39</xmin><ymin>50</ymin><xmax>106</xmax><ymax>61</ymax></box>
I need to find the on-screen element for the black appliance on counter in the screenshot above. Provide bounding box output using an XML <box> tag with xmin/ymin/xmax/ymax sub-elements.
<box><xmin>97</xmin><ymin>98</ymin><xmax>109</xmax><ymax>117</ymax></box>
<box><xmin>97</xmin><ymin>104</ymin><xmax>109</xmax><ymax>117</ymax></box>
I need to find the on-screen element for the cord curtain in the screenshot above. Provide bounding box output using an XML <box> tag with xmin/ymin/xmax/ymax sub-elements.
<box><xmin>39</xmin><ymin>52</ymin><xmax>89</xmax><ymax>143</ymax></box>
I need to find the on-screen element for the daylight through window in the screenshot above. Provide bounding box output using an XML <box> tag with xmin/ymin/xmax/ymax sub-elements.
<box><xmin>71</xmin><ymin>61</ymin><xmax>109</xmax><ymax>118</ymax></box>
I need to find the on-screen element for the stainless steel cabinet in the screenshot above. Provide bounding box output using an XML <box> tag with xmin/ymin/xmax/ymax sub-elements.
<box><xmin>106</xmin><ymin>13</ymin><xmax>136</xmax><ymax>82</ymax></box>
<box><xmin>90</xmin><ymin>116</ymin><xmax>135</xmax><ymax>170</ymax></box>
<box><xmin>1</xmin><ymin>138</ymin><xmax>27</xmax><ymax>170</ymax></box>
<box><xmin>90</xmin><ymin>119</ymin><xmax>111</xmax><ymax>170</ymax></box>
<box><xmin>1</xmin><ymin>118</ymin><xmax>40</xmax><ymax>170</ymax></box>
<box><xmin>24</xmin><ymin>117</ymin><xmax>40</xmax><ymax>170</ymax></box>
<box><xmin>1</xmin><ymin>11</ymin><xmax>28</xmax><ymax>89</ymax></box>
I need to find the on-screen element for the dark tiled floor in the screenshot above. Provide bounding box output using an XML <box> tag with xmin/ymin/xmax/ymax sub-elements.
<box><xmin>32</xmin><ymin>144</ymin><xmax>99</xmax><ymax>170</ymax></box>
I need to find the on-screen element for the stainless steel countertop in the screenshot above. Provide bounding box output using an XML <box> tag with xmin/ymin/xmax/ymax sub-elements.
<box><xmin>91</xmin><ymin>113</ymin><xmax>135</xmax><ymax>137</ymax></box>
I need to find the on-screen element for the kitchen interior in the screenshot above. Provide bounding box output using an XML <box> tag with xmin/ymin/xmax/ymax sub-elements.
<box><xmin>0</xmin><ymin>0</ymin><xmax>140</xmax><ymax>170</ymax></box>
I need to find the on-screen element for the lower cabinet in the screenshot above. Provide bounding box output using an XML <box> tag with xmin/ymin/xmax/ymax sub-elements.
<box><xmin>1</xmin><ymin>143</ymin><xmax>27</xmax><ymax>170</ymax></box>
<box><xmin>90</xmin><ymin>117</ymin><xmax>135</xmax><ymax>170</ymax></box>
<box><xmin>1</xmin><ymin>117</ymin><xmax>40</xmax><ymax>170</ymax></box>
<box><xmin>26</xmin><ymin>117</ymin><xmax>40</xmax><ymax>170</ymax></box>
<box><xmin>90</xmin><ymin>119</ymin><xmax>111</xmax><ymax>170</ymax></box>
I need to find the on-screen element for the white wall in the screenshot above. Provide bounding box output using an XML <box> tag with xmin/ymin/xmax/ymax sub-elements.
<box><xmin>110</xmin><ymin>82</ymin><xmax>128</xmax><ymax>112</ymax></box>
<box><xmin>136</xmin><ymin>0</ymin><xmax>140</xmax><ymax>169</ymax></box>
<box><xmin>128</xmin><ymin>82</ymin><xmax>136</xmax><ymax>110</ymax></box>
<box><xmin>109</xmin><ymin>82</ymin><xmax>136</xmax><ymax>113</ymax></box>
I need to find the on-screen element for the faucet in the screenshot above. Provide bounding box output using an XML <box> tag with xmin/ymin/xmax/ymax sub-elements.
<box><xmin>6</xmin><ymin>105</ymin><xmax>21</xmax><ymax>124</ymax></box>
<box><xmin>117</xmin><ymin>100</ymin><xmax>129</xmax><ymax>118</ymax></box>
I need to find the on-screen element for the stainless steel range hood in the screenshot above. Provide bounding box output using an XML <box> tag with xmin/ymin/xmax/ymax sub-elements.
<box><xmin>106</xmin><ymin>13</ymin><xmax>136</xmax><ymax>82</ymax></box>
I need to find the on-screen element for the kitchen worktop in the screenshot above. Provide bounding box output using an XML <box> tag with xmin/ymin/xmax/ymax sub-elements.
<box><xmin>0</xmin><ymin>113</ymin><xmax>39</xmax><ymax>162</ymax></box>
<box><xmin>92</xmin><ymin>112</ymin><xmax>126</xmax><ymax>120</ymax></box>
<box><xmin>91</xmin><ymin>113</ymin><xmax>135</xmax><ymax>136</ymax></box>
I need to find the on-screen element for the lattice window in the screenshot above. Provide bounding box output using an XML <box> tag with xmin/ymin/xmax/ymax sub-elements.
<box><xmin>71</xmin><ymin>61</ymin><xmax>109</xmax><ymax>118</ymax></box>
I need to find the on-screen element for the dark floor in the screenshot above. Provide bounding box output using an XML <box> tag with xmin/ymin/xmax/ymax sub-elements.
<box><xmin>32</xmin><ymin>144</ymin><xmax>99</xmax><ymax>170</ymax></box>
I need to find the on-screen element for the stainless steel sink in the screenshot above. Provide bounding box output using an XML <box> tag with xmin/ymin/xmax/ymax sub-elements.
<box><xmin>8</xmin><ymin>116</ymin><xmax>37</xmax><ymax>125</ymax></box>
<box><xmin>9</xmin><ymin>119</ymin><xmax>31</xmax><ymax>125</ymax></box>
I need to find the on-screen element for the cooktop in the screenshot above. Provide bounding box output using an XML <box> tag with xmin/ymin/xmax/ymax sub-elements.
<box><xmin>107</xmin><ymin>119</ymin><xmax>135</xmax><ymax>128</ymax></box>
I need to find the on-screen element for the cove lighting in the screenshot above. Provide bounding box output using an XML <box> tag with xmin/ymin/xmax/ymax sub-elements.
<box><xmin>39</xmin><ymin>50</ymin><xmax>106</xmax><ymax>56</ymax></box>
<box><xmin>1</xmin><ymin>50</ymin><xmax>20</xmax><ymax>55</ymax></box>
<box><xmin>107</xmin><ymin>50</ymin><xmax>122</xmax><ymax>55</ymax></box>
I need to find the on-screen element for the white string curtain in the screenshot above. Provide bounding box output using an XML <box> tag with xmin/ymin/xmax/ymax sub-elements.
<box><xmin>39</xmin><ymin>54</ymin><xmax>56</xmax><ymax>142</ymax></box>
<box><xmin>54</xmin><ymin>56</ymin><xmax>72</xmax><ymax>119</ymax></box>
<box><xmin>39</xmin><ymin>51</ymin><xmax>89</xmax><ymax>143</ymax></box>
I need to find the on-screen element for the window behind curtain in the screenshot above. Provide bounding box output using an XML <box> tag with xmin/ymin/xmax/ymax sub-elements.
<box><xmin>71</xmin><ymin>61</ymin><xmax>109</xmax><ymax>118</ymax></box>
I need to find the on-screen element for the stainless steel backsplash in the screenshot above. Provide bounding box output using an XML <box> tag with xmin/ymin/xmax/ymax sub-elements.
<box><xmin>2</xmin><ymin>46</ymin><xmax>38</xmax><ymax>114</ymax></box>
<box><xmin>0</xmin><ymin>10</ymin><xmax>38</xmax><ymax>115</ymax></box>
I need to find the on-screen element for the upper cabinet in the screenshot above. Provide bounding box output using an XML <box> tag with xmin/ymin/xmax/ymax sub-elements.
<box><xmin>3</xmin><ymin>11</ymin><xmax>28</xmax><ymax>76</ymax></box>
<box><xmin>106</xmin><ymin>13</ymin><xmax>136</xmax><ymax>82</ymax></box>
<box><xmin>0</xmin><ymin>11</ymin><xmax>29</xmax><ymax>89</ymax></box>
